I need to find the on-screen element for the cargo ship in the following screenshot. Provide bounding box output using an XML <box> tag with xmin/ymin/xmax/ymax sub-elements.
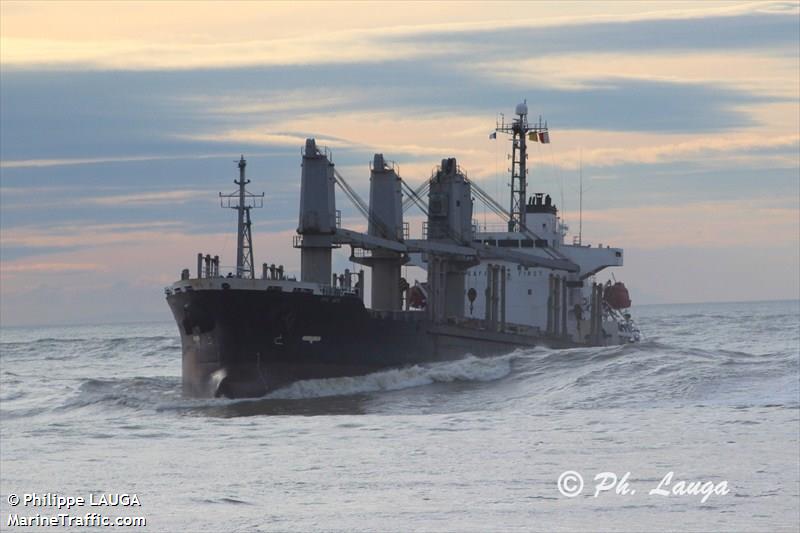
<box><xmin>165</xmin><ymin>103</ymin><xmax>639</xmax><ymax>398</ymax></box>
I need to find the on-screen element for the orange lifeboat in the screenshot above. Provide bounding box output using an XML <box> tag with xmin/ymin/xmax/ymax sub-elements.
<box><xmin>604</xmin><ymin>282</ymin><xmax>632</xmax><ymax>309</ymax></box>
<box><xmin>408</xmin><ymin>286</ymin><xmax>427</xmax><ymax>309</ymax></box>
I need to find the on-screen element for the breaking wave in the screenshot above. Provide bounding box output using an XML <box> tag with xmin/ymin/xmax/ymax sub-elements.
<box><xmin>266</xmin><ymin>354</ymin><xmax>515</xmax><ymax>400</ymax></box>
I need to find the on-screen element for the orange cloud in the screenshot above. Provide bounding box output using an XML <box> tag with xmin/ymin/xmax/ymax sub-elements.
<box><xmin>2</xmin><ymin>1</ymin><xmax>787</xmax><ymax>70</ymax></box>
<box><xmin>473</xmin><ymin>50</ymin><xmax>800</xmax><ymax>98</ymax></box>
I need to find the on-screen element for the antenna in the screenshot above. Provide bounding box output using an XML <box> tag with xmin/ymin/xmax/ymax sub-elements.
<box><xmin>219</xmin><ymin>155</ymin><xmax>264</xmax><ymax>278</ymax></box>
<box><xmin>578</xmin><ymin>149</ymin><xmax>583</xmax><ymax>247</ymax></box>
<box><xmin>559</xmin><ymin>153</ymin><xmax>565</xmax><ymax>229</ymax></box>
<box><xmin>495</xmin><ymin>100</ymin><xmax>549</xmax><ymax>232</ymax></box>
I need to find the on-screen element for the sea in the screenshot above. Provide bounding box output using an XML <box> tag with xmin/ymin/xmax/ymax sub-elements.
<box><xmin>1</xmin><ymin>300</ymin><xmax>798</xmax><ymax>532</ymax></box>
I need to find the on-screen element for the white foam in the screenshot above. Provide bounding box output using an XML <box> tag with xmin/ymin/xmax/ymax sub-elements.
<box><xmin>266</xmin><ymin>354</ymin><xmax>514</xmax><ymax>400</ymax></box>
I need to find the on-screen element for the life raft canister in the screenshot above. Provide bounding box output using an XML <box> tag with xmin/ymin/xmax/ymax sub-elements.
<box><xmin>604</xmin><ymin>282</ymin><xmax>632</xmax><ymax>309</ymax></box>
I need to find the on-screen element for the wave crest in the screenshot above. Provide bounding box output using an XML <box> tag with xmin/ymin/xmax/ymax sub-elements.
<box><xmin>267</xmin><ymin>354</ymin><xmax>514</xmax><ymax>400</ymax></box>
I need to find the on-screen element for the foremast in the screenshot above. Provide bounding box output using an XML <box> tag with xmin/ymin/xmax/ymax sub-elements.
<box><xmin>220</xmin><ymin>156</ymin><xmax>264</xmax><ymax>278</ymax></box>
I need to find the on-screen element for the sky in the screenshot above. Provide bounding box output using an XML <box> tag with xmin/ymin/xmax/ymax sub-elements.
<box><xmin>1</xmin><ymin>1</ymin><xmax>798</xmax><ymax>326</ymax></box>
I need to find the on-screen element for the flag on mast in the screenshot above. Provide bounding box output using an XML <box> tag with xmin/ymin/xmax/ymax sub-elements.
<box><xmin>528</xmin><ymin>131</ymin><xmax>550</xmax><ymax>143</ymax></box>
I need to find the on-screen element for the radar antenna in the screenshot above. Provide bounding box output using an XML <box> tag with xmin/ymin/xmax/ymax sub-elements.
<box><xmin>495</xmin><ymin>100</ymin><xmax>549</xmax><ymax>232</ymax></box>
<box><xmin>219</xmin><ymin>155</ymin><xmax>264</xmax><ymax>278</ymax></box>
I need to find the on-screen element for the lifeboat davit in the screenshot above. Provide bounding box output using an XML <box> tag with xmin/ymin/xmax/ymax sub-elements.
<box><xmin>604</xmin><ymin>282</ymin><xmax>632</xmax><ymax>309</ymax></box>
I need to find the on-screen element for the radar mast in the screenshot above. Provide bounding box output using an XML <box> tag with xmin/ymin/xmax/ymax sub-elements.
<box><xmin>495</xmin><ymin>101</ymin><xmax>549</xmax><ymax>232</ymax></box>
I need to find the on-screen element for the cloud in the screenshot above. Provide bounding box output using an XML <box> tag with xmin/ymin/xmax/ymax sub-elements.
<box><xmin>1</xmin><ymin>50</ymin><xmax>781</xmax><ymax>168</ymax></box>
<box><xmin>2</xmin><ymin>2</ymin><xmax>796</xmax><ymax>70</ymax></box>
<box><xmin>179</xmin><ymin>89</ymin><xmax>358</xmax><ymax>116</ymax></box>
<box><xmin>0</xmin><ymin>187</ymin><xmax>223</xmax><ymax>214</ymax></box>
<box><xmin>394</xmin><ymin>7</ymin><xmax>800</xmax><ymax>58</ymax></box>
<box><xmin>178</xmin><ymin>131</ymin><xmax>354</xmax><ymax>151</ymax></box>
<box><xmin>470</xmin><ymin>50</ymin><xmax>800</xmax><ymax>97</ymax></box>
<box><xmin>86</xmin><ymin>190</ymin><xmax>209</xmax><ymax>206</ymax></box>
<box><xmin>0</xmin><ymin>153</ymin><xmax>227</xmax><ymax>169</ymax></box>
<box><xmin>1</xmin><ymin>222</ymin><xmax>187</xmax><ymax>249</ymax></box>
<box><xmin>0</xmin><ymin>32</ymin><xmax>428</xmax><ymax>71</ymax></box>
<box><xmin>529</xmin><ymin>132</ymin><xmax>800</xmax><ymax>170</ymax></box>
<box><xmin>1</xmin><ymin>262</ymin><xmax>104</xmax><ymax>274</ymax></box>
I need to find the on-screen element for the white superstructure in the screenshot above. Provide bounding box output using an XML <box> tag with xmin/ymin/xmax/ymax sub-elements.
<box><xmin>397</xmin><ymin>102</ymin><xmax>640</xmax><ymax>345</ymax></box>
<box><xmin>451</xmin><ymin>101</ymin><xmax>639</xmax><ymax>345</ymax></box>
<box><xmin>462</xmin><ymin>196</ymin><xmax>637</xmax><ymax>344</ymax></box>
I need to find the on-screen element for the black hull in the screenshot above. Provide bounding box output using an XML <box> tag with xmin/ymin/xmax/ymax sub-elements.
<box><xmin>167</xmin><ymin>289</ymin><xmax>552</xmax><ymax>398</ymax></box>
